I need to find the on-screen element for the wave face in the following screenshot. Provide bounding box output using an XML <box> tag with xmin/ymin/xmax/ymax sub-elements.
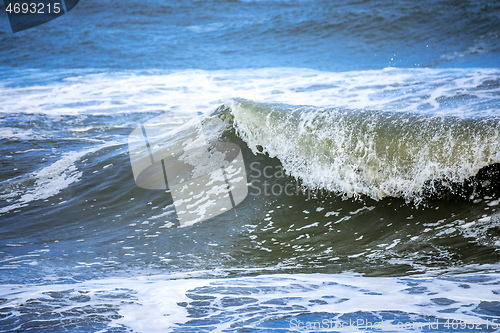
<box><xmin>219</xmin><ymin>98</ymin><xmax>500</xmax><ymax>201</ymax></box>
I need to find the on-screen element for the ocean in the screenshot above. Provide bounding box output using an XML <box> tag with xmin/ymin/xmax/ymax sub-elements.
<box><xmin>0</xmin><ymin>0</ymin><xmax>499</xmax><ymax>332</ymax></box>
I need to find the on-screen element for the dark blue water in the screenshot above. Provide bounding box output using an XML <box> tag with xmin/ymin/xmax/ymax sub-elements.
<box><xmin>1</xmin><ymin>0</ymin><xmax>499</xmax><ymax>71</ymax></box>
<box><xmin>0</xmin><ymin>0</ymin><xmax>499</xmax><ymax>332</ymax></box>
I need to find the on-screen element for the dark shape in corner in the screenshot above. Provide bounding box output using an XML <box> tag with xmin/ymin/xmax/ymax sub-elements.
<box><xmin>5</xmin><ymin>0</ymin><xmax>79</xmax><ymax>33</ymax></box>
<box><xmin>64</xmin><ymin>0</ymin><xmax>78</xmax><ymax>11</ymax></box>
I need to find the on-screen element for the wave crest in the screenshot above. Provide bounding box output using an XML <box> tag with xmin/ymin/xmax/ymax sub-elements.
<box><xmin>211</xmin><ymin>98</ymin><xmax>500</xmax><ymax>202</ymax></box>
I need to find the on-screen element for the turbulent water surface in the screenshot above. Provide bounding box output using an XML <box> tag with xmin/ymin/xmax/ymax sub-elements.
<box><xmin>0</xmin><ymin>0</ymin><xmax>500</xmax><ymax>332</ymax></box>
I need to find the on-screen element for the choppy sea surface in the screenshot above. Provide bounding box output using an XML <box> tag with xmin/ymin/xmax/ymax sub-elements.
<box><xmin>0</xmin><ymin>0</ymin><xmax>499</xmax><ymax>332</ymax></box>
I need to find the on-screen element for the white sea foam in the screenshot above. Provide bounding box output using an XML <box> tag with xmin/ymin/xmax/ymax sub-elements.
<box><xmin>0</xmin><ymin>127</ymin><xmax>34</xmax><ymax>140</ymax></box>
<box><xmin>0</xmin><ymin>270</ymin><xmax>498</xmax><ymax>332</ymax></box>
<box><xmin>0</xmin><ymin>144</ymin><xmax>117</xmax><ymax>214</ymax></box>
<box><xmin>0</xmin><ymin>68</ymin><xmax>497</xmax><ymax>118</ymax></box>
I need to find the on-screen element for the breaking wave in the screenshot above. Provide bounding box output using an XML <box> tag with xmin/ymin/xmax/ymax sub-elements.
<box><xmin>208</xmin><ymin>98</ymin><xmax>500</xmax><ymax>202</ymax></box>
